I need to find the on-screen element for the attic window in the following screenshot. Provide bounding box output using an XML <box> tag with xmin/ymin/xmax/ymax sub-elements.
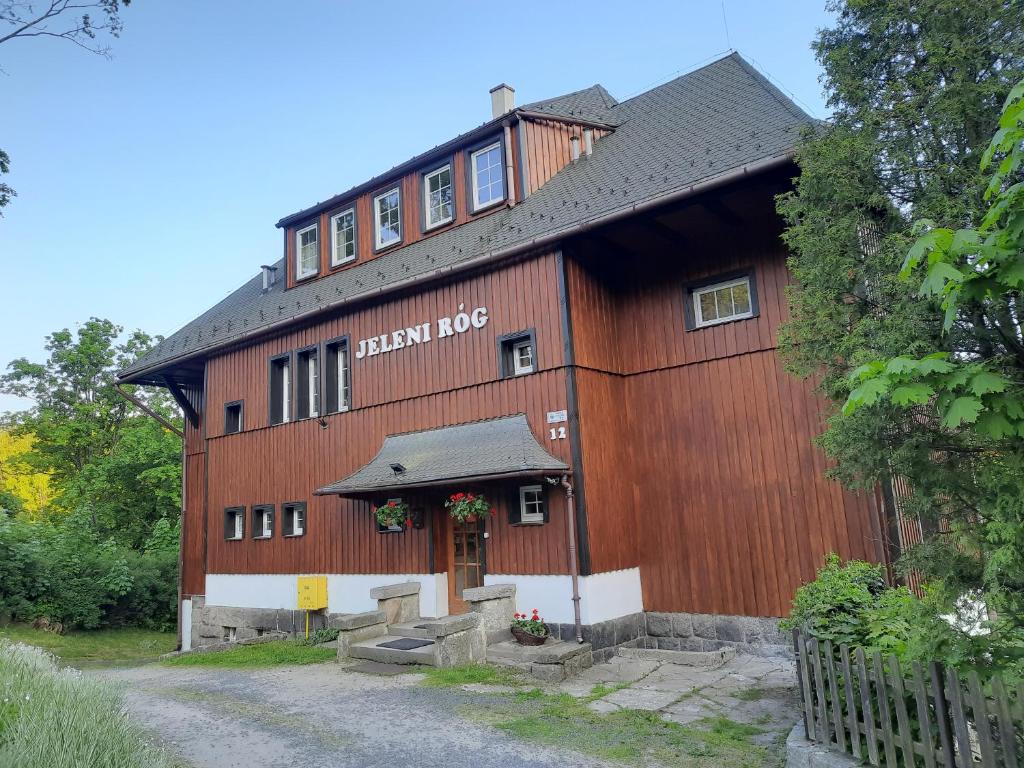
<box><xmin>470</xmin><ymin>141</ymin><xmax>505</xmax><ymax>212</ymax></box>
<box><xmin>374</xmin><ymin>187</ymin><xmax>402</xmax><ymax>250</ymax></box>
<box><xmin>295</xmin><ymin>224</ymin><xmax>318</xmax><ymax>281</ymax></box>
<box><xmin>331</xmin><ymin>208</ymin><xmax>356</xmax><ymax>267</ymax></box>
<box><xmin>424</xmin><ymin>164</ymin><xmax>453</xmax><ymax>229</ymax></box>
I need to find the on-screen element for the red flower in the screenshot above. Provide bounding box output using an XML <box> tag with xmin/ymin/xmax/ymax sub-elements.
<box><xmin>531</xmin><ymin>608</ymin><xmax>538</xmax><ymax>614</ymax></box>
<box><xmin>467</xmin><ymin>493</ymin><xmax>475</xmax><ymax>501</ymax></box>
<box><xmin>388</xmin><ymin>501</ymin><xmax>396</xmax><ymax>507</ymax></box>
<box><xmin>405</xmin><ymin>518</ymin><xmax>412</xmax><ymax>527</ymax></box>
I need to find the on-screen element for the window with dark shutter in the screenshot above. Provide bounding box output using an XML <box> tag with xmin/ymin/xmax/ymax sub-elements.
<box><xmin>324</xmin><ymin>337</ymin><xmax>351</xmax><ymax>414</ymax></box>
<box><xmin>224</xmin><ymin>507</ymin><xmax>245</xmax><ymax>540</ymax></box>
<box><xmin>252</xmin><ymin>505</ymin><xmax>274</xmax><ymax>539</ymax></box>
<box><xmin>269</xmin><ymin>353</ymin><xmax>291</xmax><ymax>425</ymax></box>
<box><xmin>497</xmin><ymin>330</ymin><xmax>537</xmax><ymax>379</ymax></box>
<box><xmin>224</xmin><ymin>401</ymin><xmax>243</xmax><ymax>434</ymax></box>
<box><xmin>295</xmin><ymin>347</ymin><xmax>319</xmax><ymax>420</ymax></box>
<box><xmin>282</xmin><ymin>502</ymin><xmax>306</xmax><ymax>537</ymax></box>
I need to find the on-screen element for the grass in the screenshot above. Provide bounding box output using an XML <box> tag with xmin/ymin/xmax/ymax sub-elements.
<box><xmin>0</xmin><ymin>624</ymin><xmax>176</xmax><ymax>665</ymax></box>
<box><xmin>461</xmin><ymin>686</ymin><xmax>770</xmax><ymax>767</ymax></box>
<box><xmin>160</xmin><ymin>640</ymin><xmax>335</xmax><ymax>668</ymax></box>
<box><xmin>0</xmin><ymin>640</ymin><xmax>180</xmax><ymax>767</ymax></box>
<box><xmin>420</xmin><ymin>663</ymin><xmax>524</xmax><ymax>687</ymax></box>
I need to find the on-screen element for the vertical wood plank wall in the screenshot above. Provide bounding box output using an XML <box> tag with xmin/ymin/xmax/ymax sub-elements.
<box><xmin>523</xmin><ymin>120</ymin><xmax>609</xmax><ymax>194</ymax></box>
<box><xmin>200</xmin><ymin>253</ymin><xmax>574</xmax><ymax>578</ymax></box>
<box><xmin>566</xmin><ymin>217</ymin><xmax>888</xmax><ymax>618</ymax></box>
<box><xmin>181</xmin><ymin>383</ymin><xmax>206</xmax><ymax>597</ymax></box>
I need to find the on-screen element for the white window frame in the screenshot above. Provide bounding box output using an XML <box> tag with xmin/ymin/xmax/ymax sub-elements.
<box><xmin>692</xmin><ymin>276</ymin><xmax>754</xmax><ymax>328</ymax></box>
<box><xmin>423</xmin><ymin>164</ymin><xmax>454</xmax><ymax>230</ymax></box>
<box><xmin>298</xmin><ymin>348</ymin><xmax>319</xmax><ymax>419</ymax></box>
<box><xmin>336</xmin><ymin>341</ymin><xmax>350</xmax><ymax>412</ymax></box>
<box><xmin>512</xmin><ymin>340</ymin><xmax>534</xmax><ymax>376</ymax></box>
<box><xmin>295</xmin><ymin>224</ymin><xmax>319</xmax><ymax>281</ymax></box>
<box><xmin>278</xmin><ymin>358</ymin><xmax>291</xmax><ymax>423</ymax></box>
<box><xmin>255</xmin><ymin>507</ymin><xmax>272</xmax><ymax>539</ymax></box>
<box><xmin>284</xmin><ymin>503</ymin><xmax>305</xmax><ymax>537</ymax></box>
<box><xmin>519</xmin><ymin>485</ymin><xmax>545</xmax><ymax>524</ymax></box>
<box><xmin>373</xmin><ymin>187</ymin><xmax>402</xmax><ymax>250</ymax></box>
<box><xmin>228</xmin><ymin>509</ymin><xmax>243</xmax><ymax>540</ymax></box>
<box><xmin>330</xmin><ymin>208</ymin><xmax>356</xmax><ymax>267</ymax></box>
<box><xmin>470</xmin><ymin>141</ymin><xmax>505</xmax><ymax>212</ymax></box>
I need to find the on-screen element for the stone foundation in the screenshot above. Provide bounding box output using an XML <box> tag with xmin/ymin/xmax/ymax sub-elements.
<box><xmin>189</xmin><ymin>596</ymin><xmax>348</xmax><ymax>649</ymax></box>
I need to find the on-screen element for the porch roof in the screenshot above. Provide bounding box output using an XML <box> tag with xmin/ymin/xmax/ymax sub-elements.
<box><xmin>314</xmin><ymin>414</ymin><xmax>569</xmax><ymax>497</ymax></box>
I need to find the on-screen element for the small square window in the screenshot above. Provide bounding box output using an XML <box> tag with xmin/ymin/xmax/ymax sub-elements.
<box><xmin>252</xmin><ymin>505</ymin><xmax>274</xmax><ymax>539</ymax></box>
<box><xmin>330</xmin><ymin>208</ymin><xmax>357</xmax><ymax>267</ymax></box>
<box><xmin>224</xmin><ymin>401</ymin><xmax>243</xmax><ymax>435</ymax></box>
<box><xmin>424</xmin><ymin>164</ymin><xmax>454</xmax><ymax>229</ymax></box>
<box><xmin>517</xmin><ymin>485</ymin><xmax>546</xmax><ymax>525</ymax></box>
<box><xmin>374</xmin><ymin>187</ymin><xmax>402</xmax><ymax>250</ymax></box>
<box><xmin>470</xmin><ymin>141</ymin><xmax>505</xmax><ymax>212</ymax></box>
<box><xmin>498</xmin><ymin>330</ymin><xmax>536</xmax><ymax>378</ymax></box>
<box><xmin>689</xmin><ymin>275</ymin><xmax>756</xmax><ymax>329</ymax></box>
<box><xmin>295</xmin><ymin>224</ymin><xmax>318</xmax><ymax>281</ymax></box>
<box><xmin>282</xmin><ymin>502</ymin><xmax>306</xmax><ymax>537</ymax></box>
<box><xmin>224</xmin><ymin>507</ymin><xmax>245</xmax><ymax>540</ymax></box>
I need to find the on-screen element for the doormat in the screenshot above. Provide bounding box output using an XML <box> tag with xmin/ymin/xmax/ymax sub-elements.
<box><xmin>378</xmin><ymin>637</ymin><xmax>434</xmax><ymax>650</ymax></box>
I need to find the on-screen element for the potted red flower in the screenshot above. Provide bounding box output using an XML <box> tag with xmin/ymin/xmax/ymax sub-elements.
<box><xmin>444</xmin><ymin>492</ymin><xmax>492</xmax><ymax>523</ymax></box>
<box><xmin>511</xmin><ymin>608</ymin><xmax>549</xmax><ymax>646</ymax></box>
<box><xmin>374</xmin><ymin>500</ymin><xmax>410</xmax><ymax>529</ymax></box>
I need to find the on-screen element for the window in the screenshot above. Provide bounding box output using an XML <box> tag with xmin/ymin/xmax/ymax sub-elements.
<box><xmin>330</xmin><ymin>208</ymin><xmax>356</xmax><ymax>266</ymax></box>
<box><xmin>510</xmin><ymin>485</ymin><xmax>546</xmax><ymax>525</ymax></box>
<box><xmin>252</xmin><ymin>505</ymin><xmax>274</xmax><ymax>539</ymax></box>
<box><xmin>224</xmin><ymin>401</ymin><xmax>243</xmax><ymax>435</ymax></box>
<box><xmin>224</xmin><ymin>507</ymin><xmax>245</xmax><ymax>540</ymax></box>
<box><xmin>470</xmin><ymin>141</ymin><xmax>504</xmax><ymax>211</ymax></box>
<box><xmin>269</xmin><ymin>353</ymin><xmax>291</xmax><ymax>425</ymax></box>
<box><xmin>374</xmin><ymin>187</ymin><xmax>402</xmax><ymax>249</ymax></box>
<box><xmin>324</xmin><ymin>337</ymin><xmax>351</xmax><ymax>414</ymax></box>
<box><xmin>295</xmin><ymin>224</ymin><xmax>318</xmax><ymax>281</ymax></box>
<box><xmin>377</xmin><ymin>497</ymin><xmax>405</xmax><ymax>533</ymax></box>
<box><xmin>498</xmin><ymin>330</ymin><xmax>536</xmax><ymax>378</ymax></box>
<box><xmin>423</xmin><ymin>164</ymin><xmax>453</xmax><ymax>229</ymax></box>
<box><xmin>686</xmin><ymin>273</ymin><xmax>759</xmax><ymax>330</ymax></box>
<box><xmin>295</xmin><ymin>347</ymin><xmax>319</xmax><ymax>419</ymax></box>
<box><xmin>512</xmin><ymin>340</ymin><xmax>534</xmax><ymax>375</ymax></box>
<box><xmin>282</xmin><ymin>502</ymin><xmax>306</xmax><ymax>537</ymax></box>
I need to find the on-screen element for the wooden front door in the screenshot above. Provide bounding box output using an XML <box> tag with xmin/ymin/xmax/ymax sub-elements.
<box><xmin>446</xmin><ymin>516</ymin><xmax>485</xmax><ymax>614</ymax></box>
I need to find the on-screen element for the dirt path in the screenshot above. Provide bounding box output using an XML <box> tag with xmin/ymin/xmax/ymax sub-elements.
<box><xmin>92</xmin><ymin>663</ymin><xmax>616</xmax><ymax>768</ymax></box>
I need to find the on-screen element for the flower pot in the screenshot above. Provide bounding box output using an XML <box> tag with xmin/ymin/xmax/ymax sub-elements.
<box><xmin>511</xmin><ymin>625</ymin><xmax>549</xmax><ymax>646</ymax></box>
<box><xmin>466</xmin><ymin>514</ymin><xmax>477</xmax><ymax>523</ymax></box>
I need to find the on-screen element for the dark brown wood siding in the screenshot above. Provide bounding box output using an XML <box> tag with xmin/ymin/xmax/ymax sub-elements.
<box><xmin>565</xmin><ymin>187</ymin><xmax>888</xmax><ymax>617</ymax></box>
<box><xmin>201</xmin><ymin>253</ymin><xmax>574</xmax><ymax>577</ymax></box>
<box><xmin>523</xmin><ymin>119</ymin><xmax>609</xmax><ymax>195</ymax></box>
<box><xmin>182</xmin><ymin>382</ymin><xmax>206</xmax><ymax>597</ymax></box>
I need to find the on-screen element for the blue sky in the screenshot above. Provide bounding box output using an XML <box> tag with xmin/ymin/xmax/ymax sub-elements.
<box><xmin>0</xmin><ymin>0</ymin><xmax>834</xmax><ymax>413</ymax></box>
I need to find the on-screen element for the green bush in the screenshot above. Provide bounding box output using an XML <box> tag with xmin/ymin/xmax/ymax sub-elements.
<box><xmin>0</xmin><ymin>512</ymin><xmax>177</xmax><ymax>632</ymax></box>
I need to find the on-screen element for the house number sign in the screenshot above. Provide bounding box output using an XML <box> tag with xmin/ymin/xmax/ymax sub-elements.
<box><xmin>355</xmin><ymin>304</ymin><xmax>489</xmax><ymax>359</ymax></box>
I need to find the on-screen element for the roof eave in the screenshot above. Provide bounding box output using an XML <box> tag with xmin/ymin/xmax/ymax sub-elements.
<box><xmin>314</xmin><ymin>467</ymin><xmax>570</xmax><ymax>497</ymax></box>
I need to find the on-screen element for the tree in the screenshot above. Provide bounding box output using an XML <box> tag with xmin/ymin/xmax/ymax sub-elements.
<box><xmin>778</xmin><ymin>0</ymin><xmax>1024</xmax><ymax>673</ymax></box>
<box><xmin>0</xmin><ymin>430</ymin><xmax>51</xmax><ymax>516</ymax></box>
<box><xmin>1</xmin><ymin>318</ymin><xmax>182</xmax><ymax>547</ymax></box>
<box><xmin>0</xmin><ymin>0</ymin><xmax>131</xmax><ymax>216</ymax></box>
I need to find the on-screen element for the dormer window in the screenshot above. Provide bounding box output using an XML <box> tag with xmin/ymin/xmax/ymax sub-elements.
<box><xmin>295</xmin><ymin>223</ymin><xmax>319</xmax><ymax>281</ymax></box>
<box><xmin>424</xmin><ymin>164</ymin><xmax>453</xmax><ymax>230</ymax></box>
<box><xmin>374</xmin><ymin>187</ymin><xmax>402</xmax><ymax>250</ymax></box>
<box><xmin>331</xmin><ymin>208</ymin><xmax>356</xmax><ymax>267</ymax></box>
<box><xmin>470</xmin><ymin>141</ymin><xmax>505</xmax><ymax>212</ymax></box>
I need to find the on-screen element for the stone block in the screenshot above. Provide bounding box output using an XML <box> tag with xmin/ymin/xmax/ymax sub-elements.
<box><xmin>336</xmin><ymin>620</ymin><xmax>388</xmax><ymax>658</ymax></box>
<box><xmin>692</xmin><ymin>613</ymin><xmax>717</xmax><ymax>639</ymax></box>
<box><xmin>715</xmin><ymin>616</ymin><xmax>745</xmax><ymax>643</ymax></box>
<box><xmin>462</xmin><ymin>583</ymin><xmax>515</xmax><ymax>601</ymax></box>
<box><xmin>435</xmin><ymin>628</ymin><xmax>485</xmax><ymax>667</ymax></box>
<box><xmin>334</xmin><ymin>611</ymin><xmax>387</xmax><ymax>631</ymax></box>
<box><xmin>377</xmin><ymin>593</ymin><xmax>419</xmax><ymax>625</ymax></box>
<box><xmin>369</xmin><ymin>581</ymin><xmax>420</xmax><ymax>599</ymax></box>
<box><xmin>672</xmin><ymin>613</ymin><xmax>694</xmax><ymax>638</ymax></box>
<box><xmin>529</xmin><ymin>663</ymin><xmax>566</xmax><ymax>683</ymax></box>
<box><xmin>647</xmin><ymin>612</ymin><xmax>673</xmax><ymax>637</ymax></box>
<box><xmin>656</xmin><ymin>636</ymin><xmax>681</xmax><ymax>651</ymax></box>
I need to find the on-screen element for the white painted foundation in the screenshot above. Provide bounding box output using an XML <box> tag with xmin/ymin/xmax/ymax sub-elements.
<box><xmin>204</xmin><ymin>573</ymin><xmax>448</xmax><ymax>619</ymax></box>
<box><xmin>484</xmin><ymin>567</ymin><xmax>643</xmax><ymax>625</ymax></box>
<box><xmin>180</xmin><ymin>598</ymin><xmax>192</xmax><ymax>651</ymax></box>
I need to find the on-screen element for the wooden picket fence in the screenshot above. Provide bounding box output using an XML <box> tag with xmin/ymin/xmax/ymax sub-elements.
<box><xmin>793</xmin><ymin>629</ymin><xmax>1023</xmax><ymax>768</ymax></box>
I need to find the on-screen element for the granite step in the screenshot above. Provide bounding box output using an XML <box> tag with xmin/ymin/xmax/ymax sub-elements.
<box><xmin>616</xmin><ymin>646</ymin><xmax>735</xmax><ymax>667</ymax></box>
<box><xmin>387</xmin><ymin>620</ymin><xmax>439</xmax><ymax>640</ymax></box>
<box><xmin>348</xmin><ymin>635</ymin><xmax>437</xmax><ymax>666</ymax></box>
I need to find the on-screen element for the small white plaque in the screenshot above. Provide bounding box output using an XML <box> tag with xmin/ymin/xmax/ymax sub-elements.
<box><xmin>546</xmin><ymin>410</ymin><xmax>568</xmax><ymax>424</ymax></box>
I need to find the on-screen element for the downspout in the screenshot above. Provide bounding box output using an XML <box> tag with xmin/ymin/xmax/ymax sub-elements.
<box><xmin>503</xmin><ymin>122</ymin><xmax>517</xmax><ymax>207</ymax></box>
<box><xmin>551</xmin><ymin>474</ymin><xmax>583</xmax><ymax>642</ymax></box>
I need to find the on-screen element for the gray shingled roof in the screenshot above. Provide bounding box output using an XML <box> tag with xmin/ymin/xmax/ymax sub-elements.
<box><xmin>519</xmin><ymin>83</ymin><xmax>619</xmax><ymax>124</ymax></box>
<box><xmin>119</xmin><ymin>53</ymin><xmax>811</xmax><ymax>382</ymax></box>
<box><xmin>314</xmin><ymin>414</ymin><xmax>568</xmax><ymax>495</ymax></box>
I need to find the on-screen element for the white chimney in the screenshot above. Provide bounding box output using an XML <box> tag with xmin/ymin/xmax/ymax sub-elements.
<box><xmin>261</xmin><ymin>264</ymin><xmax>278</xmax><ymax>292</ymax></box>
<box><xmin>489</xmin><ymin>83</ymin><xmax>515</xmax><ymax>119</ymax></box>
<box><xmin>570</xmin><ymin>135</ymin><xmax>580</xmax><ymax>162</ymax></box>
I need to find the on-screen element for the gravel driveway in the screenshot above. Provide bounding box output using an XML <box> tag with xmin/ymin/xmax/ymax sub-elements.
<box><xmin>92</xmin><ymin>663</ymin><xmax>616</xmax><ymax>768</ymax></box>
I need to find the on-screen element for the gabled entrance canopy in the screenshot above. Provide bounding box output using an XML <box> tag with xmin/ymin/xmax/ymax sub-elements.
<box><xmin>314</xmin><ymin>414</ymin><xmax>568</xmax><ymax>497</ymax></box>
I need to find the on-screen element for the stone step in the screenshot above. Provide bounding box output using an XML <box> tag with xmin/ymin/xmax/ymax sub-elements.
<box><xmin>348</xmin><ymin>635</ymin><xmax>437</xmax><ymax>666</ymax></box>
<box><xmin>616</xmin><ymin>646</ymin><xmax>736</xmax><ymax>667</ymax></box>
<box><xmin>388</xmin><ymin>621</ymin><xmax>439</xmax><ymax>640</ymax></box>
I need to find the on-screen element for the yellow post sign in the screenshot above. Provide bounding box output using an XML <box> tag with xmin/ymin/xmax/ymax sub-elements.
<box><xmin>297</xmin><ymin>576</ymin><xmax>327</xmax><ymax>610</ymax></box>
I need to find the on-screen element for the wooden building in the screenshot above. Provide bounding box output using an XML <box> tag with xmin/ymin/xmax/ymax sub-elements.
<box><xmin>118</xmin><ymin>54</ymin><xmax>890</xmax><ymax>654</ymax></box>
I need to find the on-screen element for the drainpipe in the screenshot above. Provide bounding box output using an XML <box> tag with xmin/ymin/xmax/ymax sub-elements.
<box><xmin>503</xmin><ymin>122</ymin><xmax>517</xmax><ymax>207</ymax></box>
<box><xmin>551</xmin><ymin>474</ymin><xmax>583</xmax><ymax>642</ymax></box>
